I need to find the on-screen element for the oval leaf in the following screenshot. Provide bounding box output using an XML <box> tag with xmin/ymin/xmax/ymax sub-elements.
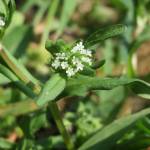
<box><xmin>66</xmin><ymin>75</ymin><xmax>150</xmax><ymax>99</ymax></box>
<box><xmin>84</xmin><ymin>24</ymin><xmax>127</xmax><ymax>48</ymax></box>
<box><xmin>36</xmin><ymin>74</ymin><xmax>66</xmax><ymax>106</ymax></box>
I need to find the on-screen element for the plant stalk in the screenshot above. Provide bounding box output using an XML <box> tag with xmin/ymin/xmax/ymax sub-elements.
<box><xmin>49</xmin><ymin>102</ymin><xmax>74</xmax><ymax>150</ymax></box>
<box><xmin>0</xmin><ymin>44</ymin><xmax>41</xmax><ymax>94</ymax></box>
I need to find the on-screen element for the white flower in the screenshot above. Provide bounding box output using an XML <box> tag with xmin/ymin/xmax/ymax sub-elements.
<box><xmin>0</xmin><ymin>17</ymin><xmax>5</xmax><ymax>27</ymax></box>
<box><xmin>80</xmin><ymin>49</ymin><xmax>92</xmax><ymax>56</ymax></box>
<box><xmin>66</xmin><ymin>67</ymin><xmax>75</xmax><ymax>77</ymax></box>
<box><xmin>85</xmin><ymin>50</ymin><xmax>92</xmax><ymax>56</ymax></box>
<box><xmin>71</xmin><ymin>41</ymin><xmax>84</xmax><ymax>53</ymax></box>
<box><xmin>76</xmin><ymin>62</ymin><xmax>84</xmax><ymax>71</ymax></box>
<box><xmin>55</xmin><ymin>52</ymin><xmax>67</xmax><ymax>60</ymax></box>
<box><xmin>61</xmin><ymin>61</ymin><xmax>68</xmax><ymax>69</ymax></box>
<box><xmin>81</xmin><ymin>57</ymin><xmax>92</xmax><ymax>65</ymax></box>
<box><xmin>51</xmin><ymin>41</ymin><xmax>93</xmax><ymax>77</ymax></box>
<box><xmin>72</xmin><ymin>56</ymin><xmax>80</xmax><ymax>65</ymax></box>
<box><xmin>51</xmin><ymin>59</ymin><xmax>60</xmax><ymax>69</ymax></box>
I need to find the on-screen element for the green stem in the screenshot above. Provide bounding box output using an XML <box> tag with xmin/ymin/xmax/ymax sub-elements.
<box><xmin>127</xmin><ymin>54</ymin><xmax>135</xmax><ymax>78</ymax></box>
<box><xmin>0</xmin><ymin>44</ymin><xmax>41</xmax><ymax>94</ymax></box>
<box><xmin>0</xmin><ymin>64</ymin><xmax>35</xmax><ymax>98</ymax></box>
<box><xmin>0</xmin><ymin>47</ymin><xmax>29</xmax><ymax>83</ymax></box>
<box><xmin>33</xmin><ymin>1</ymin><xmax>50</xmax><ymax>27</ymax></box>
<box><xmin>49</xmin><ymin>102</ymin><xmax>74</xmax><ymax>150</ymax></box>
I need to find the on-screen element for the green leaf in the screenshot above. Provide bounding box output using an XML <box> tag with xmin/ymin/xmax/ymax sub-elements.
<box><xmin>2</xmin><ymin>25</ymin><xmax>33</xmax><ymax>58</ymax></box>
<box><xmin>80</xmin><ymin>66</ymin><xmax>96</xmax><ymax>76</ymax></box>
<box><xmin>78</xmin><ymin>108</ymin><xmax>150</xmax><ymax>150</ymax></box>
<box><xmin>18</xmin><ymin>110</ymin><xmax>46</xmax><ymax>137</ymax></box>
<box><xmin>0</xmin><ymin>45</ymin><xmax>40</xmax><ymax>93</ymax></box>
<box><xmin>6</xmin><ymin>0</ymin><xmax>16</xmax><ymax>26</ymax></box>
<box><xmin>0</xmin><ymin>100</ymin><xmax>38</xmax><ymax>117</ymax></box>
<box><xmin>97</xmin><ymin>86</ymin><xmax>125</xmax><ymax>120</ymax></box>
<box><xmin>36</xmin><ymin>74</ymin><xmax>66</xmax><ymax>106</ymax></box>
<box><xmin>0</xmin><ymin>138</ymin><xmax>14</xmax><ymax>149</ymax></box>
<box><xmin>92</xmin><ymin>59</ymin><xmax>105</xmax><ymax>69</ymax></box>
<box><xmin>45</xmin><ymin>39</ymin><xmax>68</xmax><ymax>55</ymax></box>
<box><xmin>29</xmin><ymin>111</ymin><xmax>47</xmax><ymax>136</ymax></box>
<box><xmin>84</xmin><ymin>24</ymin><xmax>127</xmax><ymax>48</ymax></box>
<box><xmin>0</xmin><ymin>73</ymin><xmax>9</xmax><ymax>84</ymax></box>
<box><xmin>65</xmin><ymin>75</ymin><xmax>150</xmax><ymax>99</ymax></box>
<box><xmin>15</xmin><ymin>138</ymin><xmax>34</xmax><ymax>150</ymax></box>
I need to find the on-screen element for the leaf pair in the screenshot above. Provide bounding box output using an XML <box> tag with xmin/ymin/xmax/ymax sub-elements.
<box><xmin>84</xmin><ymin>24</ymin><xmax>127</xmax><ymax>48</ymax></box>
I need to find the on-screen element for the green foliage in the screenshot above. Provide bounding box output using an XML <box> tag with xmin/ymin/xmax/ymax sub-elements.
<box><xmin>2</xmin><ymin>25</ymin><xmax>33</xmax><ymax>58</ymax></box>
<box><xmin>78</xmin><ymin>108</ymin><xmax>150</xmax><ymax>150</ymax></box>
<box><xmin>0</xmin><ymin>1</ymin><xmax>150</xmax><ymax>150</ymax></box>
<box><xmin>65</xmin><ymin>75</ymin><xmax>150</xmax><ymax>99</ymax></box>
<box><xmin>84</xmin><ymin>24</ymin><xmax>127</xmax><ymax>48</ymax></box>
<box><xmin>45</xmin><ymin>39</ymin><xmax>69</xmax><ymax>55</ymax></box>
<box><xmin>0</xmin><ymin>138</ymin><xmax>14</xmax><ymax>149</ymax></box>
<box><xmin>36</xmin><ymin>74</ymin><xmax>66</xmax><ymax>106</ymax></box>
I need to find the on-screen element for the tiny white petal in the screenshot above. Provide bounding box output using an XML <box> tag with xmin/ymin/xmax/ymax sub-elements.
<box><xmin>86</xmin><ymin>50</ymin><xmax>92</xmax><ymax>56</ymax></box>
<box><xmin>81</xmin><ymin>57</ymin><xmax>92</xmax><ymax>65</ymax></box>
<box><xmin>52</xmin><ymin>60</ymin><xmax>60</xmax><ymax>69</ymax></box>
<box><xmin>0</xmin><ymin>17</ymin><xmax>5</xmax><ymax>27</ymax></box>
<box><xmin>80</xmin><ymin>49</ymin><xmax>86</xmax><ymax>54</ymax></box>
<box><xmin>71</xmin><ymin>46</ymin><xmax>78</xmax><ymax>53</ymax></box>
<box><xmin>76</xmin><ymin>62</ymin><xmax>84</xmax><ymax>71</ymax></box>
<box><xmin>77</xmin><ymin>42</ymin><xmax>84</xmax><ymax>50</ymax></box>
<box><xmin>55</xmin><ymin>52</ymin><xmax>66</xmax><ymax>60</ymax></box>
<box><xmin>52</xmin><ymin>41</ymin><xmax>93</xmax><ymax>77</ymax></box>
<box><xmin>80</xmin><ymin>49</ymin><xmax>92</xmax><ymax>56</ymax></box>
<box><xmin>71</xmin><ymin>41</ymin><xmax>84</xmax><ymax>53</ymax></box>
<box><xmin>61</xmin><ymin>61</ymin><xmax>69</xmax><ymax>69</ymax></box>
<box><xmin>66</xmin><ymin>67</ymin><xmax>75</xmax><ymax>77</ymax></box>
<box><xmin>72</xmin><ymin>56</ymin><xmax>80</xmax><ymax>65</ymax></box>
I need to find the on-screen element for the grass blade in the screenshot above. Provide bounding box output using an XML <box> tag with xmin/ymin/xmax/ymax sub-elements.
<box><xmin>78</xmin><ymin>108</ymin><xmax>150</xmax><ymax>150</ymax></box>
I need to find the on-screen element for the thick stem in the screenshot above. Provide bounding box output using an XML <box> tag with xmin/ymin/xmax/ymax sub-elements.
<box><xmin>49</xmin><ymin>102</ymin><xmax>74</xmax><ymax>150</ymax></box>
<box><xmin>0</xmin><ymin>44</ymin><xmax>41</xmax><ymax>94</ymax></box>
<box><xmin>0</xmin><ymin>64</ymin><xmax>35</xmax><ymax>98</ymax></box>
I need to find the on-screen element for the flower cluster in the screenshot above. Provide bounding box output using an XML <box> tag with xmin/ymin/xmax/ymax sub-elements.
<box><xmin>51</xmin><ymin>41</ymin><xmax>92</xmax><ymax>77</ymax></box>
<box><xmin>0</xmin><ymin>17</ymin><xmax>5</xmax><ymax>27</ymax></box>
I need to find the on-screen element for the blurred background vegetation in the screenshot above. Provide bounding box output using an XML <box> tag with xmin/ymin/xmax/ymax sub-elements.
<box><xmin>0</xmin><ymin>0</ymin><xmax>150</xmax><ymax>149</ymax></box>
